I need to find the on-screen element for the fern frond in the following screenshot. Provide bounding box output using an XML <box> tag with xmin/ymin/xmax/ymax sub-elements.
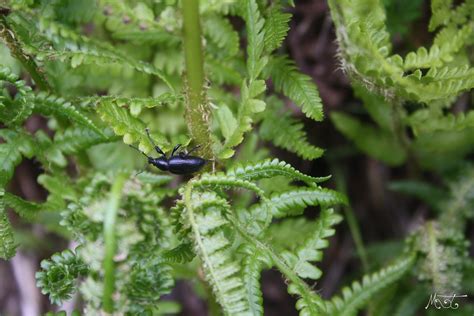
<box><xmin>241</xmin><ymin>245</ymin><xmax>270</xmax><ymax>316</ymax></box>
<box><xmin>325</xmin><ymin>254</ymin><xmax>415</xmax><ymax>316</ymax></box>
<box><xmin>245</xmin><ymin>0</ymin><xmax>267</xmax><ymax>79</ymax></box>
<box><xmin>33</xmin><ymin>93</ymin><xmax>105</xmax><ymax>137</ymax></box>
<box><xmin>281</xmin><ymin>209</ymin><xmax>342</xmax><ymax>280</ymax></box>
<box><xmin>203</xmin><ymin>15</ymin><xmax>239</xmax><ymax>58</ymax></box>
<box><xmin>183</xmin><ymin>188</ymin><xmax>251</xmax><ymax>315</ymax></box>
<box><xmin>266</xmin><ymin>217</ymin><xmax>318</xmax><ymax>252</ymax></box>
<box><xmin>4</xmin><ymin>192</ymin><xmax>41</xmax><ymax>220</ymax></box>
<box><xmin>411</xmin><ymin>65</ymin><xmax>474</xmax><ymax>103</ymax></box>
<box><xmin>206</xmin><ymin>58</ymin><xmax>243</xmax><ymax>85</ymax></box>
<box><xmin>0</xmin><ymin>66</ymin><xmax>34</xmax><ymax>126</ymax></box>
<box><xmin>193</xmin><ymin>174</ymin><xmax>266</xmax><ymax>198</ymax></box>
<box><xmin>97</xmin><ymin>100</ymin><xmax>170</xmax><ymax>153</ymax></box>
<box><xmin>258</xmin><ymin>188</ymin><xmax>346</xmax><ymax>219</ymax></box>
<box><xmin>36</xmin><ymin>249</ymin><xmax>89</xmax><ymax>305</ymax></box>
<box><xmin>263</xmin><ymin>5</ymin><xmax>291</xmax><ymax>53</ymax></box>
<box><xmin>51</xmin><ymin>127</ymin><xmax>114</xmax><ymax>155</ymax></box>
<box><xmin>429</xmin><ymin>0</ymin><xmax>453</xmax><ymax>30</ymax></box>
<box><xmin>126</xmin><ymin>256</ymin><xmax>174</xmax><ymax>308</ymax></box>
<box><xmin>162</xmin><ymin>243</ymin><xmax>195</xmax><ymax>263</ymax></box>
<box><xmin>403</xmin><ymin>24</ymin><xmax>472</xmax><ymax>70</ymax></box>
<box><xmin>18</xmin><ymin>16</ymin><xmax>174</xmax><ymax>90</ymax></box>
<box><xmin>230</xmin><ymin>215</ymin><xmax>326</xmax><ymax>315</ymax></box>
<box><xmin>266</xmin><ymin>56</ymin><xmax>323</xmax><ymax>121</ymax></box>
<box><xmin>227</xmin><ymin>158</ymin><xmax>330</xmax><ymax>185</ymax></box>
<box><xmin>223</xmin><ymin>79</ymin><xmax>267</xmax><ymax>156</ymax></box>
<box><xmin>0</xmin><ymin>189</ymin><xmax>16</xmax><ymax>259</ymax></box>
<box><xmin>0</xmin><ymin>129</ymin><xmax>34</xmax><ymax>186</ymax></box>
<box><xmin>260</xmin><ymin>106</ymin><xmax>324</xmax><ymax>160</ymax></box>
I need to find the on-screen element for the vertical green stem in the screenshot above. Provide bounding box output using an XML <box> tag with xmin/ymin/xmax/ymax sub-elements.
<box><xmin>102</xmin><ymin>173</ymin><xmax>127</xmax><ymax>313</ymax></box>
<box><xmin>181</xmin><ymin>0</ymin><xmax>213</xmax><ymax>159</ymax></box>
<box><xmin>0</xmin><ymin>15</ymin><xmax>51</xmax><ymax>92</ymax></box>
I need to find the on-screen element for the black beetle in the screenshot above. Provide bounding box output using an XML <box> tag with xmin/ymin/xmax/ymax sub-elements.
<box><xmin>130</xmin><ymin>128</ymin><xmax>206</xmax><ymax>175</ymax></box>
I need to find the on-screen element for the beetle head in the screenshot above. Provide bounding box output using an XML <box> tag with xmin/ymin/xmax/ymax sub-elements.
<box><xmin>149</xmin><ymin>157</ymin><xmax>169</xmax><ymax>171</ymax></box>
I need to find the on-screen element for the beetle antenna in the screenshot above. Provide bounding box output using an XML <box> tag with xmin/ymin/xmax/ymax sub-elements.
<box><xmin>135</xmin><ymin>169</ymin><xmax>145</xmax><ymax>177</ymax></box>
<box><xmin>129</xmin><ymin>145</ymin><xmax>150</xmax><ymax>158</ymax></box>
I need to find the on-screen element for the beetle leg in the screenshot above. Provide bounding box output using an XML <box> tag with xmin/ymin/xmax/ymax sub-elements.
<box><xmin>171</xmin><ymin>144</ymin><xmax>182</xmax><ymax>157</ymax></box>
<box><xmin>145</xmin><ymin>128</ymin><xmax>166</xmax><ymax>156</ymax></box>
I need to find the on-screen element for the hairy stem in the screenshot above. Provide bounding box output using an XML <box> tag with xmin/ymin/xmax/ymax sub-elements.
<box><xmin>102</xmin><ymin>173</ymin><xmax>127</xmax><ymax>313</ymax></box>
<box><xmin>181</xmin><ymin>0</ymin><xmax>213</xmax><ymax>159</ymax></box>
<box><xmin>0</xmin><ymin>16</ymin><xmax>51</xmax><ymax>92</ymax></box>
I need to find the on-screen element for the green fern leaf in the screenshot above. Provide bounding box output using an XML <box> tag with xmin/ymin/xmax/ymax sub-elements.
<box><xmin>4</xmin><ymin>192</ymin><xmax>41</xmax><ymax>220</ymax></box>
<box><xmin>241</xmin><ymin>245</ymin><xmax>270</xmax><ymax>316</ymax></box>
<box><xmin>51</xmin><ymin>127</ymin><xmax>114</xmax><ymax>155</ymax></box>
<box><xmin>245</xmin><ymin>0</ymin><xmax>267</xmax><ymax>79</ymax></box>
<box><xmin>429</xmin><ymin>0</ymin><xmax>453</xmax><ymax>30</ymax></box>
<box><xmin>403</xmin><ymin>24</ymin><xmax>472</xmax><ymax>70</ymax></box>
<box><xmin>266</xmin><ymin>56</ymin><xmax>323</xmax><ymax>121</ymax></box>
<box><xmin>263</xmin><ymin>188</ymin><xmax>346</xmax><ymax>219</ymax></box>
<box><xmin>162</xmin><ymin>243</ymin><xmax>195</xmax><ymax>263</ymax></box>
<box><xmin>0</xmin><ymin>129</ymin><xmax>34</xmax><ymax>186</ymax></box>
<box><xmin>33</xmin><ymin>93</ymin><xmax>105</xmax><ymax>137</ymax></box>
<box><xmin>36</xmin><ymin>249</ymin><xmax>89</xmax><ymax>305</ymax></box>
<box><xmin>227</xmin><ymin>158</ymin><xmax>330</xmax><ymax>185</ymax></box>
<box><xmin>223</xmin><ymin>80</ymin><xmax>268</xmax><ymax>153</ymax></box>
<box><xmin>183</xmin><ymin>189</ymin><xmax>251</xmax><ymax>315</ymax></box>
<box><xmin>0</xmin><ymin>189</ymin><xmax>17</xmax><ymax>259</ymax></box>
<box><xmin>230</xmin><ymin>215</ymin><xmax>326</xmax><ymax>315</ymax></box>
<box><xmin>325</xmin><ymin>254</ymin><xmax>415</xmax><ymax>316</ymax></box>
<box><xmin>97</xmin><ymin>100</ymin><xmax>170</xmax><ymax>153</ymax></box>
<box><xmin>260</xmin><ymin>106</ymin><xmax>324</xmax><ymax>160</ymax></box>
<box><xmin>127</xmin><ymin>256</ymin><xmax>174</xmax><ymax>306</ymax></box>
<box><xmin>0</xmin><ymin>66</ymin><xmax>34</xmax><ymax>126</ymax></box>
<box><xmin>193</xmin><ymin>174</ymin><xmax>266</xmax><ymax>198</ymax></box>
<box><xmin>28</xmin><ymin>17</ymin><xmax>174</xmax><ymax>90</ymax></box>
<box><xmin>263</xmin><ymin>5</ymin><xmax>291</xmax><ymax>53</ymax></box>
<box><xmin>281</xmin><ymin>209</ymin><xmax>342</xmax><ymax>280</ymax></box>
<box><xmin>203</xmin><ymin>15</ymin><xmax>239</xmax><ymax>57</ymax></box>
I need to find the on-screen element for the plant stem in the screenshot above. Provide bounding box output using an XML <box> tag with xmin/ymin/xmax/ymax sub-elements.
<box><xmin>0</xmin><ymin>16</ymin><xmax>51</xmax><ymax>92</ymax></box>
<box><xmin>181</xmin><ymin>0</ymin><xmax>213</xmax><ymax>159</ymax></box>
<box><xmin>102</xmin><ymin>173</ymin><xmax>127</xmax><ymax>313</ymax></box>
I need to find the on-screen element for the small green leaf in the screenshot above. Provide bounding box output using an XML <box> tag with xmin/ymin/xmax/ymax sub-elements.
<box><xmin>216</xmin><ymin>105</ymin><xmax>238</xmax><ymax>140</ymax></box>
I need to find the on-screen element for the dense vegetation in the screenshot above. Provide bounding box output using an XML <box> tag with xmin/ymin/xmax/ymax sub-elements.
<box><xmin>1</xmin><ymin>0</ymin><xmax>474</xmax><ymax>315</ymax></box>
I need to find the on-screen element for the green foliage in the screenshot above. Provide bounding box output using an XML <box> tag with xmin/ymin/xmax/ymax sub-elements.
<box><xmin>36</xmin><ymin>249</ymin><xmax>88</xmax><ymax>305</ymax></box>
<box><xmin>331</xmin><ymin>112</ymin><xmax>406</xmax><ymax>166</ymax></box>
<box><xmin>0</xmin><ymin>189</ymin><xmax>16</xmax><ymax>259</ymax></box>
<box><xmin>266</xmin><ymin>56</ymin><xmax>323</xmax><ymax>121</ymax></box>
<box><xmin>328</xmin><ymin>1</ymin><xmax>474</xmax><ymax>314</ymax></box>
<box><xmin>328</xmin><ymin>0</ymin><xmax>474</xmax><ymax>103</ymax></box>
<box><xmin>260</xmin><ymin>98</ymin><xmax>324</xmax><ymax>160</ymax></box>
<box><xmin>0</xmin><ymin>0</ymin><xmax>450</xmax><ymax>315</ymax></box>
<box><xmin>325</xmin><ymin>254</ymin><xmax>415</xmax><ymax>315</ymax></box>
<box><xmin>176</xmin><ymin>160</ymin><xmax>346</xmax><ymax>314</ymax></box>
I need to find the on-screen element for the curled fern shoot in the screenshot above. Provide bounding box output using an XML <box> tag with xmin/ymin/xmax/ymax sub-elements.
<box><xmin>36</xmin><ymin>249</ymin><xmax>89</xmax><ymax>305</ymax></box>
